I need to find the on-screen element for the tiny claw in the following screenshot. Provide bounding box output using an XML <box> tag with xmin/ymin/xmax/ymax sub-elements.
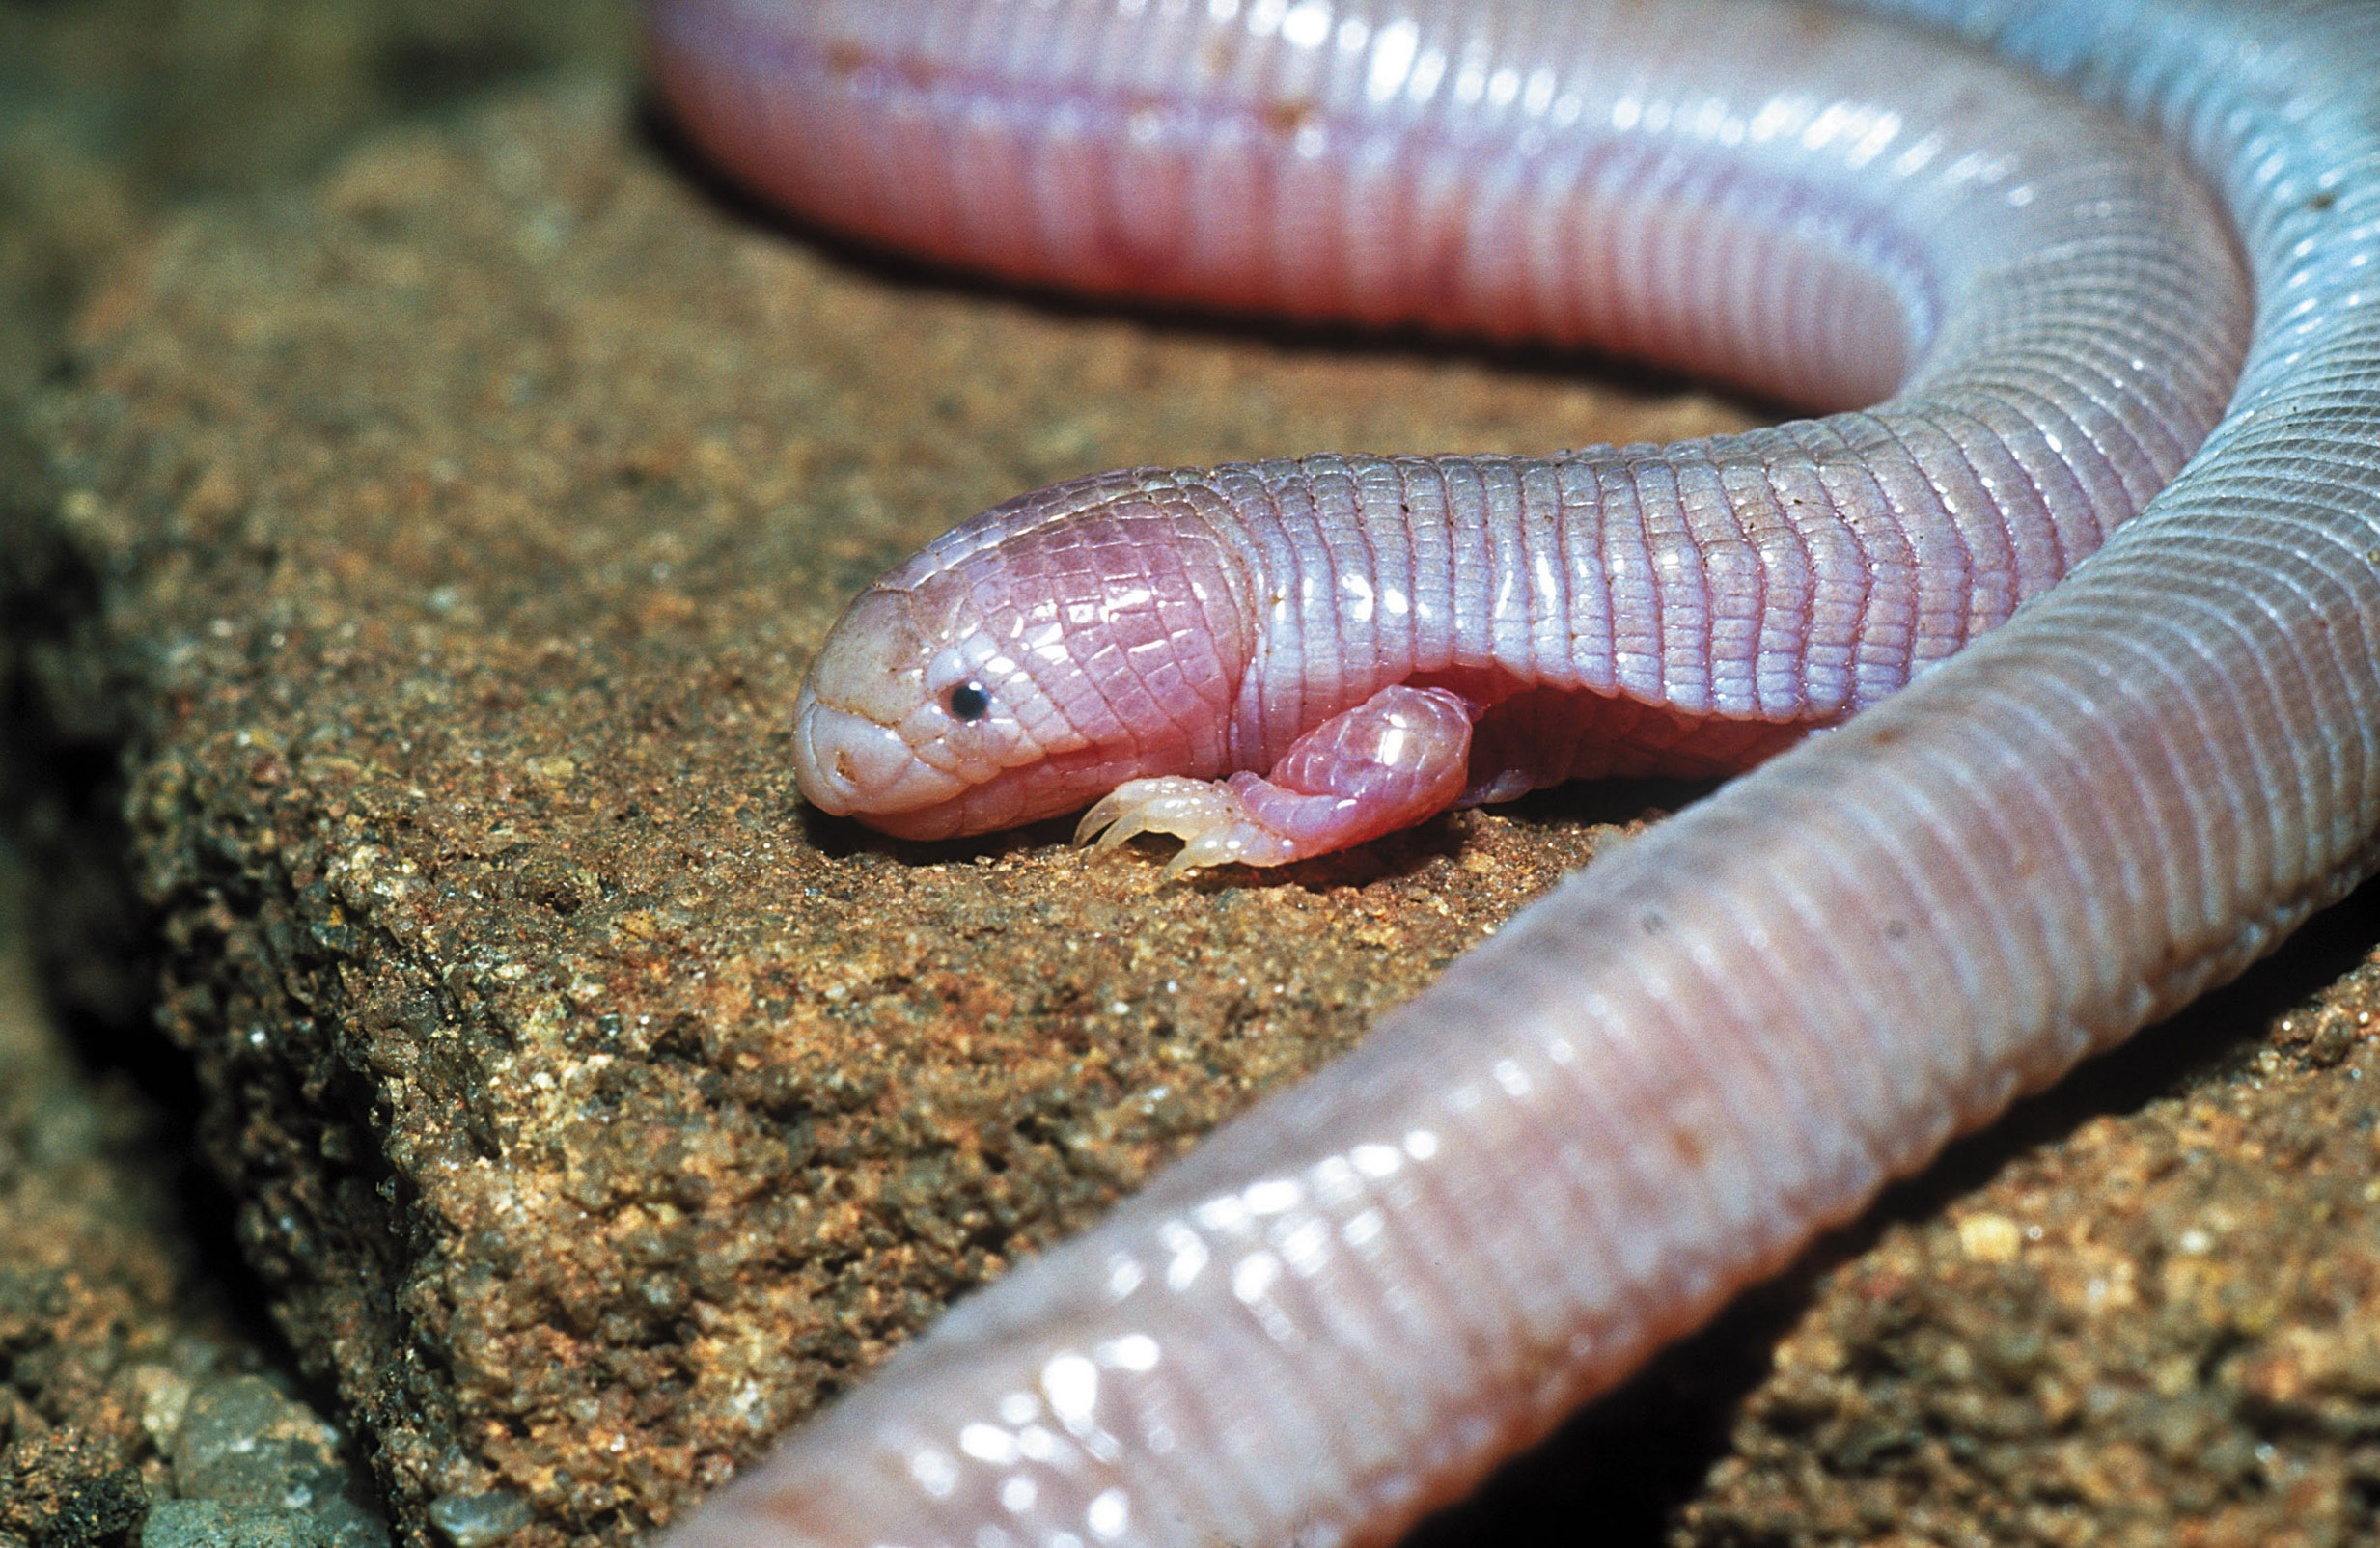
<box><xmin>1160</xmin><ymin>826</ymin><xmax>1257</xmax><ymax>878</ymax></box>
<box><xmin>1159</xmin><ymin>842</ymin><xmax>1215</xmax><ymax>881</ymax></box>
<box><xmin>1074</xmin><ymin>789</ymin><xmax>1132</xmax><ymax>848</ymax></box>
<box><xmin>1091</xmin><ymin>808</ymin><xmax>1152</xmax><ymax>853</ymax></box>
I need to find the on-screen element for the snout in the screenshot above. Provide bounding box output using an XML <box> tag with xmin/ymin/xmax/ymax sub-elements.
<box><xmin>790</xmin><ymin>677</ymin><xmax>963</xmax><ymax>816</ymax></box>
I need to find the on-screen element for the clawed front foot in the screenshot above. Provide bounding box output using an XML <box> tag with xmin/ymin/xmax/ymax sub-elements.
<box><xmin>1075</xmin><ymin>683</ymin><xmax>1478</xmax><ymax>874</ymax></box>
<box><xmin>1076</xmin><ymin>776</ymin><xmax>1307</xmax><ymax>876</ymax></box>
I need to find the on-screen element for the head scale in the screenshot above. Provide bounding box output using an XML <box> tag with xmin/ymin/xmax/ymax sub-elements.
<box><xmin>791</xmin><ymin>470</ymin><xmax>1253</xmax><ymax>839</ymax></box>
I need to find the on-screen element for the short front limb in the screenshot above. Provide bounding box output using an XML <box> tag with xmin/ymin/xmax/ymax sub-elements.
<box><xmin>1076</xmin><ymin>684</ymin><xmax>1476</xmax><ymax>873</ymax></box>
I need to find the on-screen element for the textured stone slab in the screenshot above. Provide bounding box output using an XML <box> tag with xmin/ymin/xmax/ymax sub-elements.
<box><xmin>2</xmin><ymin>6</ymin><xmax>624</xmax><ymax>1545</ymax></box>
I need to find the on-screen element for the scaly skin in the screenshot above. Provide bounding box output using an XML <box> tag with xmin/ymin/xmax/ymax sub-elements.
<box><xmin>725</xmin><ymin>0</ymin><xmax>2248</xmax><ymax>865</ymax></box>
<box><xmin>642</xmin><ymin>1</ymin><xmax>2380</xmax><ymax>1545</ymax></box>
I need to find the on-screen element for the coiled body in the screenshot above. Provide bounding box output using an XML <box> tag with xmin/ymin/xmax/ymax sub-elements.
<box><xmin>646</xmin><ymin>1</ymin><xmax>2380</xmax><ymax>1544</ymax></box>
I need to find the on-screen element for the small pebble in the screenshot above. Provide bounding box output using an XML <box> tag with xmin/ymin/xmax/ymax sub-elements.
<box><xmin>142</xmin><ymin>1499</ymin><xmax>325</xmax><ymax>1548</ymax></box>
<box><xmin>169</xmin><ymin>1375</ymin><xmax>390</xmax><ymax>1548</ymax></box>
<box><xmin>427</xmin><ymin>1489</ymin><xmax>535</xmax><ymax>1548</ymax></box>
<box><xmin>1956</xmin><ymin>1212</ymin><xmax>2024</xmax><ymax>1264</ymax></box>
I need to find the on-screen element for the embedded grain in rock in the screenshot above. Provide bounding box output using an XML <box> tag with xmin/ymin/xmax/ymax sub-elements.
<box><xmin>23</xmin><ymin>76</ymin><xmax>1736</xmax><ymax>1546</ymax></box>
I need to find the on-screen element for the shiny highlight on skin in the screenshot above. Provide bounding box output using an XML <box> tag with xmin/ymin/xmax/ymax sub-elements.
<box><xmin>732</xmin><ymin>0</ymin><xmax>2250</xmax><ymax>868</ymax></box>
<box><xmin>647</xmin><ymin>0</ymin><xmax>2380</xmax><ymax>1544</ymax></box>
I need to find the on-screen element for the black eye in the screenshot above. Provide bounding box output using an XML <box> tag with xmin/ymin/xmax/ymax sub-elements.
<box><xmin>944</xmin><ymin>681</ymin><xmax>991</xmax><ymax>722</ymax></box>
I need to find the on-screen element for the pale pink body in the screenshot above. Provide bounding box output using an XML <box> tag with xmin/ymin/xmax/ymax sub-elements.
<box><xmin>640</xmin><ymin>0</ymin><xmax>2380</xmax><ymax>1546</ymax></box>
<box><xmin>731</xmin><ymin>0</ymin><xmax>2248</xmax><ymax>870</ymax></box>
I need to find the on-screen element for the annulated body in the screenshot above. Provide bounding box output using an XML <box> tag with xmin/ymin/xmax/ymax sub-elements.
<box><xmin>668</xmin><ymin>0</ymin><xmax>2250</xmax><ymax>858</ymax></box>
<box><xmin>643</xmin><ymin>1</ymin><xmax>2380</xmax><ymax>1545</ymax></box>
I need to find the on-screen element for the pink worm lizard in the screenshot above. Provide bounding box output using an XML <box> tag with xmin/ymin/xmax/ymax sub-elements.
<box><xmin>642</xmin><ymin>0</ymin><xmax>2380</xmax><ymax>1542</ymax></box>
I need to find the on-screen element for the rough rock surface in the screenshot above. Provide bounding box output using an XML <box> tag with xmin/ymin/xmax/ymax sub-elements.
<box><xmin>0</xmin><ymin>0</ymin><xmax>634</xmax><ymax>405</ymax></box>
<box><xmin>7</xmin><ymin>33</ymin><xmax>2379</xmax><ymax>1548</ymax></box>
<box><xmin>0</xmin><ymin>866</ymin><xmax>394</xmax><ymax>1548</ymax></box>
<box><xmin>1</xmin><ymin>2</ymin><xmax>623</xmax><ymax>1544</ymax></box>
